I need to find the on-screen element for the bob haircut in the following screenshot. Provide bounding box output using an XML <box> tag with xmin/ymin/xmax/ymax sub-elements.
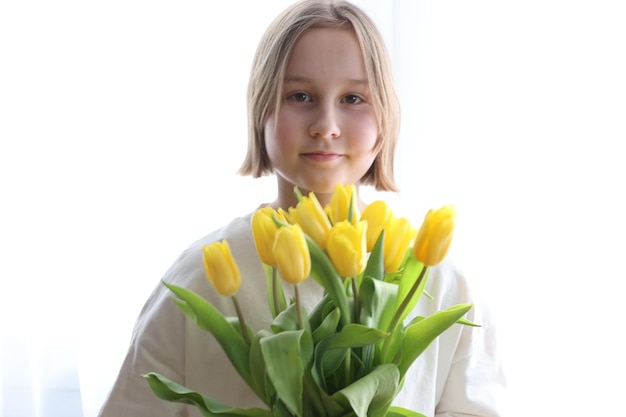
<box><xmin>239</xmin><ymin>0</ymin><xmax>400</xmax><ymax>191</ymax></box>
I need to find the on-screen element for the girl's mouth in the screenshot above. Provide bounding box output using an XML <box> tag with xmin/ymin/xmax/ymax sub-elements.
<box><xmin>301</xmin><ymin>152</ymin><xmax>342</xmax><ymax>162</ymax></box>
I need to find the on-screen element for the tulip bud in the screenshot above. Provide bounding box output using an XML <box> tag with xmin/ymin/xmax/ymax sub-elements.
<box><xmin>273</xmin><ymin>224</ymin><xmax>311</xmax><ymax>285</ymax></box>
<box><xmin>360</xmin><ymin>200</ymin><xmax>394</xmax><ymax>252</ymax></box>
<box><xmin>412</xmin><ymin>205</ymin><xmax>456</xmax><ymax>266</ymax></box>
<box><xmin>383</xmin><ymin>216</ymin><xmax>416</xmax><ymax>272</ymax></box>
<box><xmin>202</xmin><ymin>240</ymin><xmax>242</xmax><ymax>296</ymax></box>
<box><xmin>251</xmin><ymin>207</ymin><xmax>285</xmax><ymax>267</ymax></box>
<box><xmin>327</xmin><ymin>220</ymin><xmax>368</xmax><ymax>278</ymax></box>
<box><xmin>327</xmin><ymin>183</ymin><xmax>360</xmax><ymax>225</ymax></box>
<box><xmin>277</xmin><ymin>207</ymin><xmax>293</xmax><ymax>224</ymax></box>
<box><xmin>290</xmin><ymin>192</ymin><xmax>332</xmax><ymax>249</ymax></box>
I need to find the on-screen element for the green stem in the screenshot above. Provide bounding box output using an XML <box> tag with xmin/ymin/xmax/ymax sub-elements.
<box><xmin>387</xmin><ymin>266</ymin><xmax>429</xmax><ymax>333</ymax></box>
<box><xmin>295</xmin><ymin>285</ymin><xmax>304</xmax><ymax>330</ymax></box>
<box><xmin>294</xmin><ymin>186</ymin><xmax>304</xmax><ymax>202</ymax></box>
<box><xmin>361</xmin><ymin>344</ymin><xmax>373</xmax><ymax>378</ymax></box>
<box><xmin>343</xmin><ymin>346</ymin><xmax>352</xmax><ymax>388</ymax></box>
<box><xmin>231</xmin><ymin>295</ymin><xmax>251</xmax><ymax>345</ymax></box>
<box><xmin>351</xmin><ymin>276</ymin><xmax>359</xmax><ymax>323</ymax></box>
<box><xmin>350</xmin><ymin>276</ymin><xmax>359</xmax><ymax>380</ymax></box>
<box><xmin>272</xmin><ymin>266</ymin><xmax>280</xmax><ymax>316</ymax></box>
<box><xmin>381</xmin><ymin>265</ymin><xmax>429</xmax><ymax>361</ymax></box>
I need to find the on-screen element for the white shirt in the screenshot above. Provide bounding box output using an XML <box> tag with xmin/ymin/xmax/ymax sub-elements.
<box><xmin>97</xmin><ymin>212</ymin><xmax>506</xmax><ymax>417</ymax></box>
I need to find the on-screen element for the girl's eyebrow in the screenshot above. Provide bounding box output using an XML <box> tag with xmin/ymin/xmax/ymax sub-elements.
<box><xmin>283</xmin><ymin>75</ymin><xmax>368</xmax><ymax>87</ymax></box>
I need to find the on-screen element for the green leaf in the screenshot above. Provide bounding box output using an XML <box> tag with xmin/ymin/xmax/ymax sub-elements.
<box><xmin>311</xmin><ymin>307</ymin><xmax>341</xmax><ymax>343</ymax></box>
<box><xmin>272</xmin><ymin>400</ymin><xmax>295</xmax><ymax>417</ymax></box>
<box><xmin>386</xmin><ymin>406</ymin><xmax>428</xmax><ymax>417</ymax></box>
<box><xmin>331</xmin><ymin>364</ymin><xmax>400</xmax><ymax>417</ymax></box>
<box><xmin>306</xmin><ymin>236</ymin><xmax>351</xmax><ymax>328</ymax></box>
<box><xmin>396</xmin><ymin>304</ymin><xmax>473</xmax><ymax>377</ymax></box>
<box><xmin>358</xmin><ymin>277</ymin><xmax>399</xmax><ymax>332</ymax></box>
<box><xmin>363</xmin><ymin>230</ymin><xmax>385</xmax><ymax>281</ymax></box>
<box><xmin>357</xmin><ymin>277</ymin><xmax>400</xmax><ymax>375</ymax></box>
<box><xmin>143</xmin><ymin>372</ymin><xmax>272</xmax><ymax>417</ymax></box>
<box><xmin>271</xmin><ymin>303</ymin><xmax>301</xmax><ymax>333</ymax></box>
<box><xmin>314</xmin><ymin>324</ymin><xmax>388</xmax><ymax>388</ymax></box>
<box><xmin>162</xmin><ymin>281</ymin><xmax>259</xmax><ymax>399</ymax></box>
<box><xmin>302</xmin><ymin>369</ymin><xmax>331</xmax><ymax>417</ymax></box>
<box><xmin>249</xmin><ymin>330</ymin><xmax>273</xmax><ymax>405</ymax></box>
<box><xmin>309</xmin><ymin>294</ymin><xmax>335</xmax><ymax>329</ymax></box>
<box><xmin>457</xmin><ymin>317</ymin><xmax>481</xmax><ymax>327</ymax></box>
<box><xmin>395</xmin><ymin>257</ymin><xmax>429</xmax><ymax>325</ymax></box>
<box><xmin>260</xmin><ymin>329</ymin><xmax>314</xmax><ymax>417</ymax></box>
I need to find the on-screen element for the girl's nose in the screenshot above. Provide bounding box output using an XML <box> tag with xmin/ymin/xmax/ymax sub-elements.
<box><xmin>308</xmin><ymin>104</ymin><xmax>341</xmax><ymax>139</ymax></box>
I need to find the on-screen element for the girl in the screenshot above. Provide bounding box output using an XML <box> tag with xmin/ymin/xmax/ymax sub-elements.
<box><xmin>98</xmin><ymin>1</ymin><xmax>505</xmax><ymax>416</ymax></box>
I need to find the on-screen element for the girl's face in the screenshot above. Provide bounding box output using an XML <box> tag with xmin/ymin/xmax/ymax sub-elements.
<box><xmin>264</xmin><ymin>27</ymin><xmax>379</xmax><ymax>203</ymax></box>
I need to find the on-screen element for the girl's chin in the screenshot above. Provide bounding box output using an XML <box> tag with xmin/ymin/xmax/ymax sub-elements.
<box><xmin>294</xmin><ymin>179</ymin><xmax>349</xmax><ymax>195</ymax></box>
<box><xmin>277</xmin><ymin>171</ymin><xmax>361</xmax><ymax>197</ymax></box>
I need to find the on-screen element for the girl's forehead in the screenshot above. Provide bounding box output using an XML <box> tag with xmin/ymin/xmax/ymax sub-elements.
<box><xmin>285</xmin><ymin>28</ymin><xmax>367</xmax><ymax>83</ymax></box>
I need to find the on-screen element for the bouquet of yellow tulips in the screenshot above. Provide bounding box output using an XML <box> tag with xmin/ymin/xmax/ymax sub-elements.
<box><xmin>144</xmin><ymin>185</ymin><xmax>475</xmax><ymax>417</ymax></box>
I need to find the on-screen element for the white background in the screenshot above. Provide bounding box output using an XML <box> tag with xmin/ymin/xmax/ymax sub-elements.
<box><xmin>1</xmin><ymin>1</ymin><xmax>625</xmax><ymax>416</ymax></box>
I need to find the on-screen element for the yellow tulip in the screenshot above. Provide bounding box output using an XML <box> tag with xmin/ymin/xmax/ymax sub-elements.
<box><xmin>251</xmin><ymin>207</ymin><xmax>285</xmax><ymax>267</ymax></box>
<box><xmin>360</xmin><ymin>200</ymin><xmax>394</xmax><ymax>251</ymax></box>
<box><xmin>277</xmin><ymin>207</ymin><xmax>293</xmax><ymax>224</ymax></box>
<box><xmin>383</xmin><ymin>216</ymin><xmax>416</xmax><ymax>272</ymax></box>
<box><xmin>412</xmin><ymin>205</ymin><xmax>456</xmax><ymax>266</ymax></box>
<box><xmin>290</xmin><ymin>192</ymin><xmax>332</xmax><ymax>249</ymax></box>
<box><xmin>202</xmin><ymin>240</ymin><xmax>242</xmax><ymax>297</ymax></box>
<box><xmin>327</xmin><ymin>220</ymin><xmax>368</xmax><ymax>278</ymax></box>
<box><xmin>327</xmin><ymin>184</ymin><xmax>360</xmax><ymax>225</ymax></box>
<box><xmin>273</xmin><ymin>224</ymin><xmax>311</xmax><ymax>285</ymax></box>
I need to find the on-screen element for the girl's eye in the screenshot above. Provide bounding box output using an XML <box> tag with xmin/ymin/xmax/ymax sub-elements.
<box><xmin>342</xmin><ymin>94</ymin><xmax>363</xmax><ymax>104</ymax></box>
<box><xmin>289</xmin><ymin>92</ymin><xmax>312</xmax><ymax>102</ymax></box>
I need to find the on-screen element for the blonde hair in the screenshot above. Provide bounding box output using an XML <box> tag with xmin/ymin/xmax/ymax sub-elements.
<box><xmin>238</xmin><ymin>0</ymin><xmax>400</xmax><ymax>191</ymax></box>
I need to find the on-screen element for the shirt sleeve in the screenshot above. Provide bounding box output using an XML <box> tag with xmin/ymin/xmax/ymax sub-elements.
<box><xmin>96</xmin><ymin>214</ymin><xmax>259</xmax><ymax>417</ymax></box>
<box><xmin>434</xmin><ymin>275</ymin><xmax>508</xmax><ymax>417</ymax></box>
<box><xmin>97</xmin><ymin>282</ymin><xmax>190</xmax><ymax>417</ymax></box>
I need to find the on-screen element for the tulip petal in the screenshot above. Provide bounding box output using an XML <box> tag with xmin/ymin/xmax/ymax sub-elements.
<box><xmin>274</xmin><ymin>224</ymin><xmax>311</xmax><ymax>285</ymax></box>
<box><xmin>291</xmin><ymin>193</ymin><xmax>332</xmax><ymax>249</ymax></box>
<box><xmin>327</xmin><ymin>221</ymin><xmax>367</xmax><ymax>278</ymax></box>
<box><xmin>361</xmin><ymin>200</ymin><xmax>393</xmax><ymax>252</ymax></box>
<box><xmin>202</xmin><ymin>241</ymin><xmax>242</xmax><ymax>297</ymax></box>
<box><xmin>327</xmin><ymin>183</ymin><xmax>360</xmax><ymax>225</ymax></box>
<box><xmin>412</xmin><ymin>205</ymin><xmax>456</xmax><ymax>266</ymax></box>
